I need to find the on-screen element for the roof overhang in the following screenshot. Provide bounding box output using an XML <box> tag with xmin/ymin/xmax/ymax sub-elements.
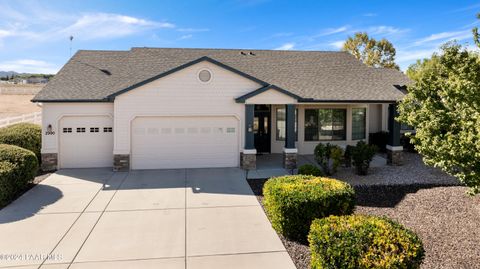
<box><xmin>235</xmin><ymin>85</ymin><xmax>301</xmax><ymax>104</ymax></box>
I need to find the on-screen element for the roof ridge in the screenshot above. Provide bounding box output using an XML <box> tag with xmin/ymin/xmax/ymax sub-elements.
<box><xmin>129</xmin><ymin>47</ymin><xmax>348</xmax><ymax>53</ymax></box>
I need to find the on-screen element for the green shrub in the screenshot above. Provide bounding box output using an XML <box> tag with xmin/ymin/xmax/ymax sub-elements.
<box><xmin>0</xmin><ymin>144</ymin><xmax>38</xmax><ymax>190</ymax></box>
<box><xmin>263</xmin><ymin>175</ymin><xmax>355</xmax><ymax>242</ymax></box>
<box><xmin>298</xmin><ymin>164</ymin><xmax>323</xmax><ymax>176</ymax></box>
<box><xmin>314</xmin><ymin>143</ymin><xmax>344</xmax><ymax>175</ymax></box>
<box><xmin>0</xmin><ymin>123</ymin><xmax>42</xmax><ymax>160</ymax></box>
<box><xmin>352</xmin><ymin>141</ymin><xmax>377</xmax><ymax>175</ymax></box>
<box><xmin>0</xmin><ymin>161</ymin><xmax>17</xmax><ymax>207</ymax></box>
<box><xmin>351</xmin><ymin>141</ymin><xmax>377</xmax><ymax>175</ymax></box>
<box><xmin>344</xmin><ymin>145</ymin><xmax>355</xmax><ymax>168</ymax></box>
<box><xmin>309</xmin><ymin>215</ymin><xmax>425</xmax><ymax>269</ymax></box>
<box><xmin>369</xmin><ymin>131</ymin><xmax>388</xmax><ymax>152</ymax></box>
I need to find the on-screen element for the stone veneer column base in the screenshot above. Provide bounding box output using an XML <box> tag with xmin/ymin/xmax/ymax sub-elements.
<box><xmin>41</xmin><ymin>153</ymin><xmax>57</xmax><ymax>172</ymax></box>
<box><xmin>114</xmin><ymin>154</ymin><xmax>130</xmax><ymax>171</ymax></box>
<box><xmin>283</xmin><ymin>148</ymin><xmax>298</xmax><ymax>169</ymax></box>
<box><xmin>240</xmin><ymin>149</ymin><xmax>256</xmax><ymax>170</ymax></box>
<box><xmin>386</xmin><ymin>145</ymin><xmax>404</xmax><ymax>166</ymax></box>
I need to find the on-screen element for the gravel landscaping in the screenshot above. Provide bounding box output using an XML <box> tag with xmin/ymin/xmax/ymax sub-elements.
<box><xmin>248</xmin><ymin>153</ymin><xmax>480</xmax><ymax>269</ymax></box>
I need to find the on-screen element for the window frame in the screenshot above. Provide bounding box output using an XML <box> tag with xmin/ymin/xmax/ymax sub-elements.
<box><xmin>351</xmin><ymin>107</ymin><xmax>367</xmax><ymax>140</ymax></box>
<box><xmin>275</xmin><ymin>107</ymin><xmax>298</xmax><ymax>141</ymax></box>
<box><xmin>76</xmin><ymin>127</ymin><xmax>86</xmax><ymax>133</ymax></box>
<box><xmin>304</xmin><ymin>108</ymin><xmax>347</xmax><ymax>141</ymax></box>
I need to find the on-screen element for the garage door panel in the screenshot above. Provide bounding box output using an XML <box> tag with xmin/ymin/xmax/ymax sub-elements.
<box><xmin>132</xmin><ymin>116</ymin><xmax>239</xmax><ymax>170</ymax></box>
<box><xmin>60</xmin><ymin>116</ymin><xmax>113</xmax><ymax>168</ymax></box>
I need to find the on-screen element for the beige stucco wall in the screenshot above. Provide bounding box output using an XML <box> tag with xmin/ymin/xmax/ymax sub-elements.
<box><xmin>40</xmin><ymin>103</ymin><xmax>114</xmax><ymax>153</ymax></box>
<box><xmin>113</xmin><ymin>60</ymin><xmax>262</xmax><ymax>155</ymax></box>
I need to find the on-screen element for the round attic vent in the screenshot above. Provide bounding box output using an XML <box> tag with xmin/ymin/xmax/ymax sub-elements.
<box><xmin>198</xmin><ymin>69</ymin><xmax>212</xmax><ymax>83</ymax></box>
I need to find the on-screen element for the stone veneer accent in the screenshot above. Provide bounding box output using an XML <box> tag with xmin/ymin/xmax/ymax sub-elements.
<box><xmin>41</xmin><ymin>153</ymin><xmax>57</xmax><ymax>171</ymax></box>
<box><xmin>283</xmin><ymin>152</ymin><xmax>297</xmax><ymax>169</ymax></box>
<box><xmin>240</xmin><ymin>152</ymin><xmax>256</xmax><ymax>170</ymax></box>
<box><xmin>114</xmin><ymin>154</ymin><xmax>130</xmax><ymax>171</ymax></box>
<box><xmin>387</xmin><ymin>149</ymin><xmax>404</xmax><ymax>166</ymax></box>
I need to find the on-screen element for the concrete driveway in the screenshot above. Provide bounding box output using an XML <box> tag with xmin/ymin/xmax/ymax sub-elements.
<box><xmin>0</xmin><ymin>168</ymin><xmax>295</xmax><ymax>269</ymax></box>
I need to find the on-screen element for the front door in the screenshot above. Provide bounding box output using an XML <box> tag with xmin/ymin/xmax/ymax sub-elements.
<box><xmin>254</xmin><ymin>105</ymin><xmax>271</xmax><ymax>153</ymax></box>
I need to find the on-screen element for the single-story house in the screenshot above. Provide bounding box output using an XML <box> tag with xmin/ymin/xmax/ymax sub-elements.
<box><xmin>32</xmin><ymin>48</ymin><xmax>408</xmax><ymax>171</ymax></box>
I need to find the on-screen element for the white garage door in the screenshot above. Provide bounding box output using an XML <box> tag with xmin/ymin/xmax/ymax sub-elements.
<box><xmin>131</xmin><ymin>116</ymin><xmax>239</xmax><ymax>169</ymax></box>
<box><xmin>59</xmin><ymin>116</ymin><xmax>113</xmax><ymax>168</ymax></box>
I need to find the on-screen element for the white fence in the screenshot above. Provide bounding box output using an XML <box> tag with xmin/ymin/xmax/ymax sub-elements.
<box><xmin>0</xmin><ymin>112</ymin><xmax>42</xmax><ymax>128</ymax></box>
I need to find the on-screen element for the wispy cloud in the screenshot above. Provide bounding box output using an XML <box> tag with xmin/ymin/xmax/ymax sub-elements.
<box><xmin>363</xmin><ymin>13</ymin><xmax>377</xmax><ymax>17</ymax></box>
<box><xmin>367</xmin><ymin>25</ymin><xmax>409</xmax><ymax>36</ymax></box>
<box><xmin>179</xmin><ymin>34</ymin><xmax>193</xmax><ymax>40</ymax></box>
<box><xmin>329</xmin><ymin>40</ymin><xmax>344</xmax><ymax>49</ymax></box>
<box><xmin>177</xmin><ymin>28</ymin><xmax>210</xmax><ymax>32</ymax></box>
<box><xmin>413</xmin><ymin>30</ymin><xmax>472</xmax><ymax>45</ymax></box>
<box><xmin>275</xmin><ymin>42</ymin><xmax>295</xmax><ymax>50</ymax></box>
<box><xmin>0</xmin><ymin>59</ymin><xmax>59</xmax><ymax>74</ymax></box>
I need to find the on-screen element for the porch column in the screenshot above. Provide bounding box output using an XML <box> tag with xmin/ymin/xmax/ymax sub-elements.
<box><xmin>283</xmin><ymin>104</ymin><xmax>297</xmax><ymax>169</ymax></box>
<box><xmin>241</xmin><ymin>104</ymin><xmax>256</xmax><ymax>169</ymax></box>
<box><xmin>386</xmin><ymin>103</ymin><xmax>403</xmax><ymax>165</ymax></box>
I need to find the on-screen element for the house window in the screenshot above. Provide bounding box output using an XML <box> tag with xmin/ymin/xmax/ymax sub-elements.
<box><xmin>63</xmin><ymin>128</ymin><xmax>72</xmax><ymax>133</ymax></box>
<box><xmin>103</xmin><ymin>127</ymin><xmax>113</xmax><ymax>132</ymax></box>
<box><xmin>304</xmin><ymin>109</ymin><xmax>346</xmax><ymax>141</ymax></box>
<box><xmin>276</xmin><ymin>108</ymin><xmax>298</xmax><ymax>141</ymax></box>
<box><xmin>352</xmin><ymin>108</ymin><xmax>366</xmax><ymax>140</ymax></box>
<box><xmin>76</xmin><ymin>127</ymin><xmax>86</xmax><ymax>133</ymax></box>
<box><xmin>90</xmin><ymin>127</ymin><xmax>99</xmax><ymax>133</ymax></box>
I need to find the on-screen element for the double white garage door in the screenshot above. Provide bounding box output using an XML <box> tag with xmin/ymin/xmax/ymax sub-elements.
<box><xmin>59</xmin><ymin>116</ymin><xmax>239</xmax><ymax>169</ymax></box>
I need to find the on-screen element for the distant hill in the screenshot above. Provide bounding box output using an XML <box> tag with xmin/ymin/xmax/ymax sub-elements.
<box><xmin>0</xmin><ymin>71</ymin><xmax>54</xmax><ymax>79</ymax></box>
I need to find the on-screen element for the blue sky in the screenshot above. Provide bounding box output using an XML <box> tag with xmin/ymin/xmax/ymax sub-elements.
<box><xmin>0</xmin><ymin>0</ymin><xmax>479</xmax><ymax>73</ymax></box>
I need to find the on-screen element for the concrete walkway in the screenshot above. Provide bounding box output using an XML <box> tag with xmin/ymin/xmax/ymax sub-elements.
<box><xmin>0</xmin><ymin>168</ymin><xmax>295</xmax><ymax>269</ymax></box>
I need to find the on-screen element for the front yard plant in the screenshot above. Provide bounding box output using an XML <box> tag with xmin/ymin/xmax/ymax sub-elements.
<box><xmin>0</xmin><ymin>161</ymin><xmax>18</xmax><ymax>207</ymax></box>
<box><xmin>314</xmin><ymin>143</ymin><xmax>343</xmax><ymax>175</ymax></box>
<box><xmin>0</xmin><ymin>123</ymin><xmax>42</xmax><ymax>161</ymax></box>
<box><xmin>351</xmin><ymin>141</ymin><xmax>377</xmax><ymax>175</ymax></box>
<box><xmin>298</xmin><ymin>164</ymin><xmax>323</xmax><ymax>176</ymax></box>
<box><xmin>263</xmin><ymin>175</ymin><xmax>355</xmax><ymax>242</ymax></box>
<box><xmin>0</xmin><ymin>144</ymin><xmax>38</xmax><ymax>190</ymax></box>
<box><xmin>308</xmin><ymin>215</ymin><xmax>425</xmax><ymax>269</ymax></box>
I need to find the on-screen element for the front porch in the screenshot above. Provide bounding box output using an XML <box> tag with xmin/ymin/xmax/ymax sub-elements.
<box><xmin>246</xmin><ymin>153</ymin><xmax>388</xmax><ymax>179</ymax></box>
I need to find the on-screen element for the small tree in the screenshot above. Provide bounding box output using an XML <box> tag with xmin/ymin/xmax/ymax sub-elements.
<box><xmin>398</xmin><ymin>42</ymin><xmax>480</xmax><ymax>194</ymax></box>
<box><xmin>342</xmin><ymin>32</ymin><xmax>399</xmax><ymax>69</ymax></box>
<box><xmin>351</xmin><ymin>141</ymin><xmax>377</xmax><ymax>175</ymax></box>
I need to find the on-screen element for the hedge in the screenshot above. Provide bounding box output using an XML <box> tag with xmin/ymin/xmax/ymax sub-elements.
<box><xmin>263</xmin><ymin>175</ymin><xmax>355</xmax><ymax>242</ymax></box>
<box><xmin>0</xmin><ymin>123</ymin><xmax>42</xmax><ymax>160</ymax></box>
<box><xmin>0</xmin><ymin>144</ymin><xmax>38</xmax><ymax>190</ymax></box>
<box><xmin>298</xmin><ymin>164</ymin><xmax>323</xmax><ymax>176</ymax></box>
<box><xmin>309</xmin><ymin>215</ymin><xmax>425</xmax><ymax>269</ymax></box>
<box><xmin>0</xmin><ymin>161</ymin><xmax>17</xmax><ymax>207</ymax></box>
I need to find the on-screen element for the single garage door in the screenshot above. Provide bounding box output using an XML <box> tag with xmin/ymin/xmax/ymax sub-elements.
<box><xmin>59</xmin><ymin>116</ymin><xmax>113</xmax><ymax>168</ymax></box>
<box><xmin>131</xmin><ymin>116</ymin><xmax>239</xmax><ymax>169</ymax></box>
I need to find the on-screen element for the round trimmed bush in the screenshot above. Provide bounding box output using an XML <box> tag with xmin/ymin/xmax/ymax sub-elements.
<box><xmin>0</xmin><ymin>144</ymin><xmax>38</xmax><ymax>190</ymax></box>
<box><xmin>298</xmin><ymin>164</ymin><xmax>323</xmax><ymax>176</ymax></box>
<box><xmin>263</xmin><ymin>175</ymin><xmax>355</xmax><ymax>242</ymax></box>
<box><xmin>0</xmin><ymin>161</ymin><xmax>17</xmax><ymax>207</ymax></box>
<box><xmin>309</xmin><ymin>215</ymin><xmax>425</xmax><ymax>269</ymax></box>
<box><xmin>0</xmin><ymin>123</ymin><xmax>42</xmax><ymax>160</ymax></box>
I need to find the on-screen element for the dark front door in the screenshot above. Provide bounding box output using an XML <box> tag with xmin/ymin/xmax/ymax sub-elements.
<box><xmin>254</xmin><ymin>105</ymin><xmax>271</xmax><ymax>153</ymax></box>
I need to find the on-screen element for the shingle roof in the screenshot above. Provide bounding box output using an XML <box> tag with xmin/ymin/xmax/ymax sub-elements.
<box><xmin>33</xmin><ymin>48</ymin><xmax>410</xmax><ymax>102</ymax></box>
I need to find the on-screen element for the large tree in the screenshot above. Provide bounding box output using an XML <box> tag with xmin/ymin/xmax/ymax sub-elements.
<box><xmin>342</xmin><ymin>32</ymin><xmax>399</xmax><ymax>69</ymax></box>
<box><xmin>398</xmin><ymin>42</ymin><xmax>480</xmax><ymax>194</ymax></box>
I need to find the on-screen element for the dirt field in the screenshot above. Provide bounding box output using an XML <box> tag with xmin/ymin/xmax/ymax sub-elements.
<box><xmin>0</xmin><ymin>95</ymin><xmax>41</xmax><ymax>119</ymax></box>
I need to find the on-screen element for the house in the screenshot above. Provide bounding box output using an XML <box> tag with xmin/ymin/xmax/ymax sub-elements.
<box><xmin>32</xmin><ymin>48</ymin><xmax>408</xmax><ymax>171</ymax></box>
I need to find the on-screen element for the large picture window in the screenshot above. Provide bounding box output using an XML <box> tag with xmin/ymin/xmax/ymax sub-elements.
<box><xmin>276</xmin><ymin>108</ymin><xmax>297</xmax><ymax>141</ymax></box>
<box><xmin>305</xmin><ymin>108</ymin><xmax>346</xmax><ymax>141</ymax></box>
<box><xmin>352</xmin><ymin>108</ymin><xmax>366</xmax><ymax>140</ymax></box>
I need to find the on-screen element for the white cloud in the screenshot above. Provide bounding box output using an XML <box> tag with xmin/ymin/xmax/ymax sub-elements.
<box><xmin>177</xmin><ymin>28</ymin><xmax>210</xmax><ymax>32</ymax></box>
<box><xmin>329</xmin><ymin>40</ymin><xmax>344</xmax><ymax>49</ymax></box>
<box><xmin>363</xmin><ymin>13</ymin><xmax>377</xmax><ymax>17</ymax></box>
<box><xmin>0</xmin><ymin>59</ymin><xmax>59</xmax><ymax>74</ymax></box>
<box><xmin>367</xmin><ymin>25</ymin><xmax>408</xmax><ymax>36</ymax></box>
<box><xmin>274</xmin><ymin>42</ymin><xmax>295</xmax><ymax>50</ymax></box>
<box><xmin>414</xmin><ymin>30</ymin><xmax>472</xmax><ymax>45</ymax></box>
<box><xmin>179</xmin><ymin>34</ymin><xmax>193</xmax><ymax>40</ymax></box>
<box><xmin>59</xmin><ymin>13</ymin><xmax>175</xmax><ymax>40</ymax></box>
